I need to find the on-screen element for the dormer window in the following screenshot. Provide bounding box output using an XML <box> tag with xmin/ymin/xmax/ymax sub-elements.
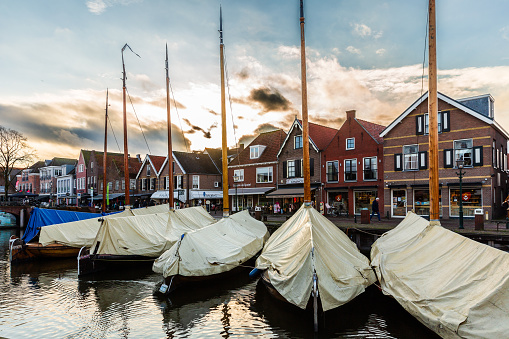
<box><xmin>294</xmin><ymin>135</ymin><xmax>303</xmax><ymax>149</ymax></box>
<box><xmin>250</xmin><ymin>145</ymin><xmax>266</xmax><ymax>159</ymax></box>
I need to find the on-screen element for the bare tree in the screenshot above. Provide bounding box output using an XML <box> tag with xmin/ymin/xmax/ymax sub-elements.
<box><xmin>0</xmin><ymin>126</ymin><xmax>36</xmax><ymax>201</ymax></box>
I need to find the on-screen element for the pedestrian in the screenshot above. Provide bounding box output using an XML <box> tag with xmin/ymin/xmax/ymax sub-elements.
<box><xmin>370</xmin><ymin>197</ymin><xmax>381</xmax><ymax>222</ymax></box>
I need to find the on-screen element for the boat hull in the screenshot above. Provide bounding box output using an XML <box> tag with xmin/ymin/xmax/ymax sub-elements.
<box><xmin>78</xmin><ymin>253</ymin><xmax>156</xmax><ymax>277</ymax></box>
<box><xmin>10</xmin><ymin>237</ymin><xmax>80</xmax><ymax>264</ymax></box>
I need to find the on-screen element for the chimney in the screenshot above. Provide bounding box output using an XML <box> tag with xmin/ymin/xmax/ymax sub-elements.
<box><xmin>346</xmin><ymin>110</ymin><xmax>356</xmax><ymax>120</ymax></box>
<box><xmin>239</xmin><ymin>143</ymin><xmax>244</xmax><ymax>151</ymax></box>
<box><xmin>136</xmin><ymin>154</ymin><xmax>141</xmax><ymax>162</ymax></box>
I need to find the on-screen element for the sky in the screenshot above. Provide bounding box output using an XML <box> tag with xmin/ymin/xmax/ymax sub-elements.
<box><xmin>1</xmin><ymin>0</ymin><xmax>509</xmax><ymax>162</ymax></box>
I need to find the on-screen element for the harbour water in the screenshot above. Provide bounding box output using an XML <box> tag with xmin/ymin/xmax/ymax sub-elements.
<box><xmin>0</xmin><ymin>228</ymin><xmax>438</xmax><ymax>338</ymax></box>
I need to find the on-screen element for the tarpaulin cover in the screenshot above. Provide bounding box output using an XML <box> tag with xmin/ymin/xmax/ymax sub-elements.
<box><xmin>153</xmin><ymin>210</ymin><xmax>269</xmax><ymax>277</ymax></box>
<box><xmin>371</xmin><ymin>211</ymin><xmax>509</xmax><ymax>338</ymax></box>
<box><xmin>39</xmin><ymin>209</ymin><xmax>133</xmax><ymax>247</ymax></box>
<box><xmin>91</xmin><ymin>206</ymin><xmax>215</xmax><ymax>257</ymax></box>
<box><xmin>23</xmin><ymin>208</ymin><xmax>103</xmax><ymax>243</ymax></box>
<box><xmin>131</xmin><ymin>204</ymin><xmax>170</xmax><ymax>215</ymax></box>
<box><xmin>256</xmin><ymin>205</ymin><xmax>376</xmax><ymax>311</ymax></box>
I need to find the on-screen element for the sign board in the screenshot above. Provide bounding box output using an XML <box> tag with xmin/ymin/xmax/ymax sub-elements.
<box><xmin>286</xmin><ymin>178</ymin><xmax>304</xmax><ymax>184</ymax></box>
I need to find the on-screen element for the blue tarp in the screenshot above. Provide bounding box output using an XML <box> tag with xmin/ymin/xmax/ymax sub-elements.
<box><xmin>23</xmin><ymin>208</ymin><xmax>103</xmax><ymax>243</ymax></box>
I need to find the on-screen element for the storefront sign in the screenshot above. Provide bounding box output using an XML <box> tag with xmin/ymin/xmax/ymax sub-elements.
<box><xmin>335</xmin><ymin>194</ymin><xmax>342</xmax><ymax>202</ymax></box>
<box><xmin>286</xmin><ymin>178</ymin><xmax>304</xmax><ymax>184</ymax></box>
<box><xmin>462</xmin><ymin>192</ymin><xmax>471</xmax><ymax>201</ymax></box>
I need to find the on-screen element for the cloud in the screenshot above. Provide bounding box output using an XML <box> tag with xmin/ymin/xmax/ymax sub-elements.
<box><xmin>352</xmin><ymin>23</ymin><xmax>383</xmax><ymax>39</ymax></box>
<box><xmin>346</xmin><ymin>46</ymin><xmax>361</xmax><ymax>55</ymax></box>
<box><xmin>247</xmin><ymin>87</ymin><xmax>292</xmax><ymax>114</ymax></box>
<box><xmin>86</xmin><ymin>0</ymin><xmax>141</xmax><ymax>15</ymax></box>
<box><xmin>277</xmin><ymin>46</ymin><xmax>300</xmax><ymax>60</ymax></box>
<box><xmin>238</xmin><ymin>123</ymin><xmax>281</xmax><ymax>147</ymax></box>
<box><xmin>376</xmin><ymin>49</ymin><xmax>386</xmax><ymax>56</ymax></box>
<box><xmin>182</xmin><ymin>118</ymin><xmax>218</xmax><ymax>139</ymax></box>
<box><xmin>501</xmin><ymin>26</ymin><xmax>509</xmax><ymax>41</ymax></box>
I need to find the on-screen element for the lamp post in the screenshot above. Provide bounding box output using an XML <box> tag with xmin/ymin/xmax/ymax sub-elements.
<box><xmin>233</xmin><ymin>175</ymin><xmax>239</xmax><ymax>213</ymax></box>
<box><xmin>456</xmin><ymin>159</ymin><xmax>466</xmax><ymax>229</ymax></box>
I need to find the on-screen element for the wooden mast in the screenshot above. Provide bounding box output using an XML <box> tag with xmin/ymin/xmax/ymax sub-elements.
<box><xmin>300</xmin><ymin>0</ymin><xmax>311</xmax><ymax>206</ymax></box>
<box><xmin>220</xmin><ymin>6</ymin><xmax>229</xmax><ymax>217</ymax></box>
<box><xmin>166</xmin><ymin>44</ymin><xmax>174</xmax><ymax>209</ymax></box>
<box><xmin>102</xmin><ymin>89</ymin><xmax>108</xmax><ymax>213</ymax></box>
<box><xmin>428</xmin><ymin>0</ymin><xmax>440</xmax><ymax>224</ymax></box>
<box><xmin>121</xmin><ymin>44</ymin><xmax>140</xmax><ymax>209</ymax></box>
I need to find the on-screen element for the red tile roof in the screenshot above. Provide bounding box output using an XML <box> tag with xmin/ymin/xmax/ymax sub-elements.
<box><xmin>298</xmin><ymin>120</ymin><xmax>338</xmax><ymax>150</ymax></box>
<box><xmin>148</xmin><ymin>155</ymin><xmax>167</xmax><ymax>173</ymax></box>
<box><xmin>229</xmin><ymin>129</ymin><xmax>287</xmax><ymax>166</ymax></box>
<box><xmin>356</xmin><ymin>119</ymin><xmax>386</xmax><ymax>144</ymax></box>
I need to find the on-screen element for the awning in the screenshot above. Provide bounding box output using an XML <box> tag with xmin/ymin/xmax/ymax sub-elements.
<box><xmin>189</xmin><ymin>190</ymin><xmax>223</xmax><ymax>200</ymax></box>
<box><xmin>90</xmin><ymin>193</ymin><xmax>125</xmax><ymax>200</ymax></box>
<box><xmin>228</xmin><ymin>187</ymin><xmax>275</xmax><ymax>196</ymax></box>
<box><xmin>150</xmin><ymin>190</ymin><xmax>186</xmax><ymax>203</ymax></box>
<box><xmin>266</xmin><ymin>187</ymin><xmax>316</xmax><ymax>199</ymax></box>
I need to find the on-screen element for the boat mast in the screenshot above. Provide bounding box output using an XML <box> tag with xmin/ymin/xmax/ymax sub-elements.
<box><xmin>121</xmin><ymin>44</ymin><xmax>140</xmax><ymax>209</ymax></box>
<box><xmin>102</xmin><ymin>89</ymin><xmax>108</xmax><ymax>213</ymax></box>
<box><xmin>428</xmin><ymin>0</ymin><xmax>440</xmax><ymax>224</ymax></box>
<box><xmin>300</xmin><ymin>0</ymin><xmax>311</xmax><ymax>206</ymax></box>
<box><xmin>220</xmin><ymin>6</ymin><xmax>229</xmax><ymax>218</ymax></box>
<box><xmin>166</xmin><ymin>44</ymin><xmax>174</xmax><ymax>209</ymax></box>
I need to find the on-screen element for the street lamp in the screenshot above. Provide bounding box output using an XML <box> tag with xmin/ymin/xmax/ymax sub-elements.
<box><xmin>233</xmin><ymin>175</ymin><xmax>239</xmax><ymax>213</ymax></box>
<box><xmin>456</xmin><ymin>158</ymin><xmax>466</xmax><ymax>229</ymax></box>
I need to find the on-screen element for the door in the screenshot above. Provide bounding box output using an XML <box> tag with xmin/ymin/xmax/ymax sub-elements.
<box><xmin>392</xmin><ymin>189</ymin><xmax>407</xmax><ymax>217</ymax></box>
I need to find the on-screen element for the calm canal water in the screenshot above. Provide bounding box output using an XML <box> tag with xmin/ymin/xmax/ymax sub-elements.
<box><xmin>0</xmin><ymin>228</ymin><xmax>438</xmax><ymax>338</ymax></box>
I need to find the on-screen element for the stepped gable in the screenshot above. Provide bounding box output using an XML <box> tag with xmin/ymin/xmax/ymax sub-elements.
<box><xmin>229</xmin><ymin>129</ymin><xmax>286</xmax><ymax>166</ymax></box>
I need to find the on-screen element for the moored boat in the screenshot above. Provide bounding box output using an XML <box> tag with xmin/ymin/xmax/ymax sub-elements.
<box><xmin>371</xmin><ymin>211</ymin><xmax>509</xmax><ymax>338</ymax></box>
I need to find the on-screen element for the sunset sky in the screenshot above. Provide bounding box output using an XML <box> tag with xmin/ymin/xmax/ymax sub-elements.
<box><xmin>1</xmin><ymin>0</ymin><xmax>509</xmax><ymax>161</ymax></box>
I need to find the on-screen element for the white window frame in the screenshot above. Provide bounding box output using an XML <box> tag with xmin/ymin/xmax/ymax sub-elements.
<box><xmin>287</xmin><ymin>160</ymin><xmax>296</xmax><ymax>178</ymax></box>
<box><xmin>344</xmin><ymin>159</ymin><xmax>357</xmax><ymax>182</ymax></box>
<box><xmin>192</xmin><ymin>175</ymin><xmax>199</xmax><ymax>189</ymax></box>
<box><xmin>176</xmin><ymin>175</ymin><xmax>183</xmax><ymax>189</ymax></box>
<box><xmin>403</xmin><ymin>144</ymin><xmax>419</xmax><ymax>171</ymax></box>
<box><xmin>250</xmin><ymin>146</ymin><xmax>260</xmax><ymax>159</ymax></box>
<box><xmin>294</xmin><ymin>135</ymin><xmax>303</xmax><ymax>149</ymax></box>
<box><xmin>424</xmin><ymin>112</ymin><xmax>442</xmax><ymax>134</ymax></box>
<box><xmin>141</xmin><ymin>178</ymin><xmax>147</xmax><ymax>191</ymax></box>
<box><xmin>326</xmin><ymin>160</ymin><xmax>339</xmax><ymax>183</ymax></box>
<box><xmin>130</xmin><ymin>179</ymin><xmax>136</xmax><ymax>189</ymax></box>
<box><xmin>346</xmin><ymin>137</ymin><xmax>355</xmax><ymax>150</ymax></box>
<box><xmin>233</xmin><ymin>169</ymin><xmax>244</xmax><ymax>182</ymax></box>
<box><xmin>363</xmin><ymin>156</ymin><xmax>377</xmax><ymax>181</ymax></box>
<box><xmin>454</xmin><ymin>139</ymin><xmax>473</xmax><ymax>168</ymax></box>
<box><xmin>256</xmin><ymin>167</ymin><xmax>273</xmax><ymax>183</ymax></box>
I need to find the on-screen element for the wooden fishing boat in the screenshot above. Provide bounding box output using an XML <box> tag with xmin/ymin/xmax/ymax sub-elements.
<box><xmin>254</xmin><ymin>1</ymin><xmax>376</xmax><ymax>332</ymax></box>
<box><xmin>9</xmin><ymin>235</ymin><xmax>80</xmax><ymax>262</ymax></box>
<box><xmin>153</xmin><ymin>8</ymin><xmax>269</xmax><ymax>295</ymax></box>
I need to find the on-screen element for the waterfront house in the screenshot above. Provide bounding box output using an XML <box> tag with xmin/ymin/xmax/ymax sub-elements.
<box><xmin>321</xmin><ymin>110</ymin><xmax>385</xmax><ymax>216</ymax></box>
<box><xmin>381</xmin><ymin>92</ymin><xmax>509</xmax><ymax>219</ymax></box>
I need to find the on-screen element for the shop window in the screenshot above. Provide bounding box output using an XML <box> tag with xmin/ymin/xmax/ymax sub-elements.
<box><xmin>450</xmin><ymin>187</ymin><xmax>482</xmax><ymax>217</ymax></box>
<box><xmin>354</xmin><ymin>191</ymin><xmax>376</xmax><ymax>214</ymax></box>
<box><xmin>414</xmin><ymin>189</ymin><xmax>442</xmax><ymax>216</ymax></box>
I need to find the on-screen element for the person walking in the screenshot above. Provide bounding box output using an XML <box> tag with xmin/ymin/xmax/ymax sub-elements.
<box><xmin>370</xmin><ymin>197</ymin><xmax>381</xmax><ymax>222</ymax></box>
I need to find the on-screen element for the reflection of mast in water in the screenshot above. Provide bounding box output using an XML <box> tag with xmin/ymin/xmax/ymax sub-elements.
<box><xmin>220</xmin><ymin>302</ymin><xmax>231</xmax><ymax>338</ymax></box>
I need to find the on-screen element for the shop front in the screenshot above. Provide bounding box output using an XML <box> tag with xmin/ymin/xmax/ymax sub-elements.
<box><xmin>326</xmin><ymin>190</ymin><xmax>348</xmax><ymax>215</ymax></box>
<box><xmin>450</xmin><ymin>186</ymin><xmax>482</xmax><ymax>218</ymax></box>
<box><xmin>189</xmin><ymin>190</ymin><xmax>223</xmax><ymax>210</ymax></box>
<box><xmin>227</xmin><ymin>187</ymin><xmax>275</xmax><ymax>212</ymax></box>
<box><xmin>266</xmin><ymin>186</ymin><xmax>318</xmax><ymax>213</ymax></box>
<box><xmin>353</xmin><ymin>190</ymin><xmax>378</xmax><ymax>215</ymax></box>
<box><xmin>413</xmin><ymin>188</ymin><xmax>442</xmax><ymax>217</ymax></box>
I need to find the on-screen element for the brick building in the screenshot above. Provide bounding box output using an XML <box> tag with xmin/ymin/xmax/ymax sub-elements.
<box><xmin>136</xmin><ymin>154</ymin><xmax>166</xmax><ymax>199</ymax></box>
<box><xmin>17</xmin><ymin>161</ymin><xmax>44</xmax><ymax>194</ymax></box>
<box><xmin>321</xmin><ymin>110</ymin><xmax>385</xmax><ymax>216</ymax></box>
<box><xmin>227</xmin><ymin>129</ymin><xmax>286</xmax><ymax>211</ymax></box>
<box><xmin>267</xmin><ymin>118</ymin><xmax>337</xmax><ymax>210</ymax></box>
<box><xmin>381</xmin><ymin>92</ymin><xmax>509</xmax><ymax>219</ymax></box>
<box><xmin>39</xmin><ymin>158</ymin><xmax>77</xmax><ymax>202</ymax></box>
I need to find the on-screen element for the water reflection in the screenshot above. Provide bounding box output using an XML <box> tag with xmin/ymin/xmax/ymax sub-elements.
<box><xmin>0</xmin><ymin>228</ymin><xmax>439</xmax><ymax>338</ymax></box>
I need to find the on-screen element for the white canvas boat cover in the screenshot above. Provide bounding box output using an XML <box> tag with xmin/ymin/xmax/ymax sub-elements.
<box><xmin>91</xmin><ymin>207</ymin><xmax>215</xmax><ymax>257</ymax></box>
<box><xmin>371</xmin><ymin>211</ymin><xmax>509</xmax><ymax>338</ymax></box>
<box><xmin>39</xmin><ymin>209</ymin><xmax>134</xmax><ymax>247</ymax></box>
<box><xmin>39</xmin><ymin>204</ymin><xmax>174</xmax><ymax>248</ymax></box>
<box><xmin>255</xmin><ymin>205</ymin><xmax>376</xmax><ymax>311</ymax></box>
<box><xmin>153</xmin><ymin>210</ymin><xmax>269</xmax><ymax>277</ymax></box>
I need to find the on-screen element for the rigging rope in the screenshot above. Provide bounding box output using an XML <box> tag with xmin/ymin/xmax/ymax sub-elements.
<box><xmin>107</xmin><ymin>115</ymin><xmax>122</xmax><ymax>153</ymax></box>
<box><xmin>168</xmin><ymin>80</ymin><xmax>190</xmax><ymax>153</ymax></box>
<box><xmin>125</xmin><ymin>86</ymin><xmax>151</xmax><ymax>154</ymax></box>
<box><xmin>223</xmin><ymin>45</ymin><xmax>242</xmax><ymax>164</ymax></box>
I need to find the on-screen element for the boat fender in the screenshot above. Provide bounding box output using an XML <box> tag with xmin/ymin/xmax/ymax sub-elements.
<box><xmin>249</xmin><ymin>268</ymin><xmax>261</xmax><ymax>278</ymax></box>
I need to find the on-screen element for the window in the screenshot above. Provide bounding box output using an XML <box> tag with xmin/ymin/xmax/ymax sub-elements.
<box><xmin>424</xmin><ymin>112</ymin><xmax>442</xmax><ymax>134</ymax></box>
<box><xmin>150</xmin><ymin>178</ymin><xmax>155</xmax><ymax>190</ymax></box>
<box><xmin>147</xmin><ymin>165</ymin><xmax>151</xmax><ymax>176</ymax></box>
<box><xmin>192</xmin><ymin>175</ymin><xmax>199</xmax><ymax>189</ymax></box>
<box><xmin>141</xmin><ymin>178</ymin><xmax>147</xmax><ymax>191</ymax></box>
<box><xmin>326</xmin><ymin>161</ymin><xmax>339</xmax><ymax>182</ymax></box>
<box><xmin>346</xmin><ymin>138</ymin><xmax>355</xmax><ymax>150</ymax></box>
<box><xmin>287</xmin><ymin>160</ymin><xmax>296</xmax><ymax>178</ymax></box>
<box><xmin>294</xmin><ymin>135</ymin><xmax>303</xmax><ymax>149</ymax></box>
<box><xmin>79</xmin><ymin>164</ymin><xmax>84</xmax><ymax>173</ymax></box>
<box><xmin>256</xmin><ymin>167</ymin><xmax>273</xmax><ymax>183</ymax></box>
<box><xmin>454</xmin><ymin>139</ymin><xmax>473</xmax><ymax>167</ymax></box>
<box><xmin>130</xmin><ymin>179</ymin><xmax>136</xmax><ymax>189</ymax></box>
<box><xmin>100</xmin><ymin>182</ymin><xmax>103</xmax><ymax>190</ymax></box>
<box><xmin>164</xmin><ymin>176</ymin><xmax>169</xmax><ymax>189</ymax></box>
<box><xmin>233</xmin><ymin>169</ymin><xmax>244</xmax><ymax>182</ymax></box>
<box><xmin>122</xmin><ymin>180</ymin><xmax>125</xmax><ymax>190</ymax></box>
<box><xmin>91</xmin><ymin>162</ymin><xmax>94</xmax><ymax>169</ymax></box>
<box><xmin>493</xmin><ymin>140</ymin><xmax>497</xmax><ymax>168</ymax></box>
<box><xmin>344</xmin><ymin>159</ymin><xmax>357</xmax><ymax>181</ymax></box>
<box><xmin>403</xmin><ymin>145</ymin><xmax>419</xmax><ymax>170</ymax></box>
<box><xmin>176</xmin><ymin>175</ymin><xmax>183</xmax><ymax>189</ymax></box>
<box><xmin>363</xmin><ymin>157</ymin><xmax>377</xmax><ymax>180</ymax></box>
<box><xmin>115</xmin><ymin>180</ymin><xmax>119</xmax><ymax>190</ymax></box>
